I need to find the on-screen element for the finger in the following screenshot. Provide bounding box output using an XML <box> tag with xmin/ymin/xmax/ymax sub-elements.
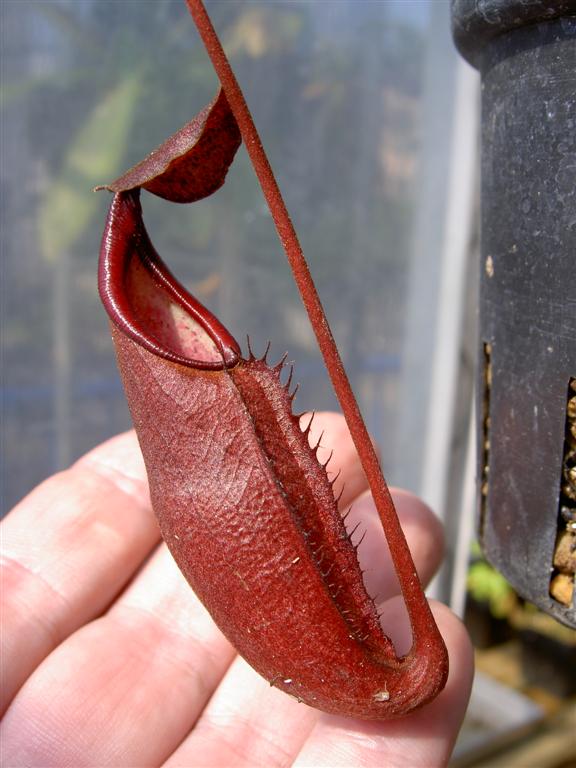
<box><xmin>164</xmin><ymin>490</ymin><xmax>445</xmax><ymax>767</ymax></box>
<box><xmin>307</xmin><ymin>416</ymin><xmax>442</xmax><ymax>599</ymax></box>
<box><xmin>349</xmin><ymin>488</ymin><xmax>444</xmax><ymax>606</ymax></box>
<box><xmin>303</xmin><ymin>411</ymin><xmax>376</xmax><ymax>509</ymax></box>
<box><xmin>164</xmin><ymin>656</ymin><xmax>319</xmax><ymax>768</ymax></box>
<box><xmin>293</xmin><ymin>601</ymin><xmax>474</xmax><ymax>768</ymax></box>
<box><xmin>0</xmin><ymin>543</ymin><xmax>236</xmax><ymax>768</ymax></box>
<box><xmin>0</xmin><ymin>431</ymin><xmax>159</xmax><ymax>715</ymax></box>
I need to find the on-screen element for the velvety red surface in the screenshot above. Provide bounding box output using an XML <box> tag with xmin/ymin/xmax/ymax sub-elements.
<box><xmin>112</xmin><ymin>321</ymin><xmax>447</xmax><ymax>717</ymax></box>
<box><xmin>98</xmin><ymin>14</ymin><xmax>448</xmax><ymax>718</ymax></box>
<box><xmin>99</xmin><ymin>89</ymin><xmax>240</xmax><ymax>203</ymax></box>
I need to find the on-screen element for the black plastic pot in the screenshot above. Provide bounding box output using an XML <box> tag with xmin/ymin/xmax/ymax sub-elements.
<box><xmin>451</xmin><ymin>1</ymin><xmax>576</xmax><ymax>627</ymax></box>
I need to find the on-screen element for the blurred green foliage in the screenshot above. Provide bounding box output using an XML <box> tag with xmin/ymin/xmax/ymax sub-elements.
<box><xmin>39</xmin><ymin>76</ymin><xmax>141</xmax><ymax>262</ymax></box>
<box><xmin>467</xmin><ymin>557</ymin><xmax>518</xmax><ymax>620</ymax></box>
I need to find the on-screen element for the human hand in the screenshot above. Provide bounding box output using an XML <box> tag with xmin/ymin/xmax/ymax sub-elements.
<box><xmin>1</xmin><ymin>412</ymin><xmax>473</xmax><ymax>767</ymax></box>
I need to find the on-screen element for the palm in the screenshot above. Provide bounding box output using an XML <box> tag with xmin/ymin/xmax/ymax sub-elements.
<box><xmin>1</xmin><ymin>412</ymin><xmax>473</xmax><ymax>767</ymax></box>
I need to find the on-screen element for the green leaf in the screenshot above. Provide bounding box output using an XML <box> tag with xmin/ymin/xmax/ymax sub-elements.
<box><xmin>39</xmin><ymin>75</ymin><xmax>140</xmax><ymax>261</ymax></box>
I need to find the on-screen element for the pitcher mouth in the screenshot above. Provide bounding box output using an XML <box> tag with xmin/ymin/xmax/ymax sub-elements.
<box><xmin>98</xmin><ymin>188</ymin><xmax>241</xmax><ymax>370</ymax></box>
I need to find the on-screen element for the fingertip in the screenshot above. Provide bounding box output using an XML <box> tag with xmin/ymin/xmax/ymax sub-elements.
<box><xmin>77</xmin><ymin>429</ymin><xmax>143</xmax><ymax>470</ymax></box>
<box><xmin>354</xmin><ymin>489</ymin><xmax>445</xmax><ymax>602</ymax></box>
<box><xmin>405</xmin><ymin>600</ymin><xmax>474</xmax><ymax>745</ymax></box>
<box><xmin>307</xmin><ymin>412</ymin><xmax>375</xmax><ymax>508</ymax></box>
<box><xmin>390</xmin><ymin>488</ymin><xmax>445</xmax><ymax>560</ymax></box>
<box><xmin>74</xmin><ymin>430</ymin><xmax>149</xmax><ymax>502</ymax></box>
<box><xmin>429</xmin><ymin>600</ymin><xmax>475</xmax><ymax>703</ymax></box>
